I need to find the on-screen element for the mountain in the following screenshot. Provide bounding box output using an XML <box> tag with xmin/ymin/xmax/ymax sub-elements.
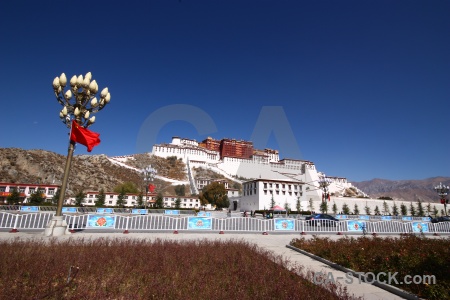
<box><xmin>352</xmin><ymin>177</ymin><xmax>450</xmax><ymax>202</ymax></box>
<box><xmin>1</xmin><ymin>147</ymin><xmax>447</xmax><ymax>202</ymax></box>
<box><xmin>0</xmin><ymin>148</ymin><xmax>187</xmax><ymax>197</ymax></box>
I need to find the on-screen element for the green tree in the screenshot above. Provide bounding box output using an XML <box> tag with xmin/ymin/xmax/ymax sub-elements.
<box><xmin>75</xmin><ymin>190</ymin><xmax>86</xmax><ymax>206</ymax></box>
<box><xmin>416</xmin><ymin>199</ymin><xmax>424</xmax><ymax>217</ymax></box>
<box><xmin>284</xmin><ymin>200</ymin><xmax>290</xmax><ymax>211</ymax></box>
<box><xmin>392</xmin><ymin>202</ymin><xmax>399</xmax><ymax>216</ymax></box>
<box><xmin>95</xmin><ymin>189</ymin><xmax>106</xmax><ymax>207</ymax></box>
<box><xmin>319</xmin><ymin>201</ymin><xmax>328</xmax><ymax>213</ymax></box>
<box><xmin>116</xmin><ymin>188</ymin><xmax>126</xmax><ymax>207</ymax></box>
<box><xmin>232</xmin><ymin>182</ymin><xmax>241</xmax><ymax>190</ymax></box>
<box><xmin>6</xmin><ymin>189</ymin><xmax>21</xmax><ymax>205</ymax></box>
<box><xmin>374</xmin><ymin>205</ymin><xmax>380</xmax><ymax>215</ymax></box>
<box><xmin>332</xmin><ymin>202</ymin><xmax>338</xmax><ymax>214</ymax></box>
<box><xmin>342</xmin><ymin>203</ymin><xmax>350</xmax><ymax>215</ymax></box>
<box><xmin>353</xmin><ymin>204</ymin><xmax>359</xmax><ymax>215</ymax></box>
<box><xmin>175</xmin><ymin>197</ymin><xmax>181</xmax><ymax>209</ymax></box>
<box><xmin>200</xmin><ymin>182</ymin><xmax>229</xmax><ymax>209</ymax></box>
<box><xmin>174</xmin><ymin>185</ymin><xmax>186</xmax><ymax>196</ymax></box>
<box><xmin>270</xmin><ymin>195</ymin><xmax>276</xmax><ymax>208</ymax></box>
<box><xmin>296</xmin><ymin>197</ymin><xmax>301</xmax><ymax>212</ymax></box>
<box><xmin>114</xmin><ymin>182</ymin><xmax>139</xmax><ymax>194</ymax></box>
<box><xmin>308</xmin><ymin>198</ymin><xmax>314</xmax><ymax>212</ymax></box>
<box><xmin>364</xmin><ymin>204</ymin><xmax>371</xmax><ymax>215</ymax></box>
<box><xmin>382</xmin><ymin>201</ymin><xmax>390</xmax><ymax>215</ymax></box>
<box><xmin>400</xmin><ymin>203</ymin><xmax>407</xmax><ymax>215</ymax></box>
<box><xmin>433</xmin><ymin>205</ymin><xmax>438</xmax><ymax>216</ymax></box>
<box><xmin>137</xmin><ymin>192</ymin><xmax>144</xmax><ymax>207</ymax></box>
<box><xmin>29</xmin><ymin>191</ymin><xmax>46</xmax><ymax>205</ymax></box>
<box><xmin>155</xmin><ymin>192</ymin><xmax>164</xmax><ymax>208</ymax></box>
<box><xmin>51</xmin><ymin>189</ymin><xmax>61</xmax><ymax>205</ymax></box>
<box><xmin>409</xmin><ymin>202</ymin><xmax>416</xmax><ymax>216</ymax></box>
<box><xmin>426</xmin><ymin>203</ymin><xmax>432</xmax><ymax>216</ymax></box>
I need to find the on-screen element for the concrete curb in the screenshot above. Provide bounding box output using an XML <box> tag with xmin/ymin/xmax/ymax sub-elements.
<box><xmin>286</xmin><ymin>245</ymin><xmax>422</xmax><ymax>300</ymax></box>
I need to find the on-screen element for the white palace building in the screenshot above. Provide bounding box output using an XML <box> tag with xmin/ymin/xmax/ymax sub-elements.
<box><xmin>146</xmin><ymin>136</ymin><xmax>360</xmax><ymax>211</ymax></box>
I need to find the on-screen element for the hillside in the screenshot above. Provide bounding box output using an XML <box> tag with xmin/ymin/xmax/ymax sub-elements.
<box><xmin>0</xmin><ymin>148</ymin><xmax>187</xmax><ymax>197</ymax></box>
<box><xmin>1</xmin><ymin>147</ymin><xmax>447</xmax><ymax>202</ymax></box>
<box><xmin>352</xmin><ymin>177</ymin><xmax>450</xmax><ymax>202</ymax></box>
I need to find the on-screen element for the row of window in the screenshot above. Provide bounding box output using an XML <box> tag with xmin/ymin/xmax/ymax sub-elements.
<box><xmin>84</xmin><ymin>199</ymin><xmax>199</xmax><ymax>208</ymax></box>
<box><xmin>262</xmin><ymin>183</ymin><xmax>302</xmax><ymax>190</ymax></box>
<box><xmin>0</xmin><ymin>186</ymin><xmax>55</xmax><ymax>195</ymax></box>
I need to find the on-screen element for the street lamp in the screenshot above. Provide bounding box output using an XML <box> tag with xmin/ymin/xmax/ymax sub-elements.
<box><xmin>434</xmin><ymin>182</ymin><xmax>449</xmax><ymax>216</ymax></box>
<box><xmin>143</xmin><ymin>165</ymin><xmax>157</xmax><ymax>209</ymax></box>
<box><xmin>44</xmin><ymin>72</ymin><xmax>111</xmax><ymax>236</ymax></box>
<box><xmin>318</xmin><ymin>176</ymin><xmax>332</xmax><ymax>202</ymax></box>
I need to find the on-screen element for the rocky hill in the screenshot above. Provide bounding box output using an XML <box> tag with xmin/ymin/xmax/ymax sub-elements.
<box><xmin>0</xmin><ymin>148</ymin><xmax>186</xmax><ymax>197</ymax></box>
<box><xmin>352</xmin><ymin>177</ymin><xmax>450</xmax><ymax>202</ymax></box>
<box><xmin>1</xmin><ymin>147</ymin><xmax>447</xmax><ymax>202</ymax></box>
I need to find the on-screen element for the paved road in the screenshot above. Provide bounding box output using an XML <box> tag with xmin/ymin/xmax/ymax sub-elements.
<box><xmin>1</xmin><ymin>230</ymin><xmax>429</xmax><ymax>299</ymax></box>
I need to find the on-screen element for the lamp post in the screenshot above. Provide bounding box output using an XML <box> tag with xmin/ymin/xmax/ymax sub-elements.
<box><xmin>434</xmin><ymin>182</ymin><xmax>449</xmax><ymax>216</ymax></box>
<box><xmin>318</xmin><ymin>177</ymin><xmax>331</xmax><ymax>202</ymax></box>
<box><xmin>143</xmin><ymin>165</ymin><xmax>157</xmax><ymax>209</ymax></box>
<box><xmin>44</xmin><ymin>72</ymin><xmax>111</xmax><ymax>236</ymax></box>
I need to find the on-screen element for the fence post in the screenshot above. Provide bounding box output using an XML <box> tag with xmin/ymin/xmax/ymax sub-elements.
<box><xmin>219</xmin><ymin>218</ymin><xmax>224</xmax><ymax>234</ymax></box>
<box><xmin>337</xmin><ymin>221</ymin><xmax>343</xmax><ymax>235</ymax></box>
<box><xmin>69</xmin><ymin>215</ymin><xmax>76</xmax><ymax>233</ymax></box>
<box><xmin>123</xmin><ymin>216</ymin><xmax>129</xmax><ymax>234</ymax></box>
<box><xmin>9</xmin><ymin>214</ymin><xmax>20</xmax><ymax>233</ymax></box>
<box><xmin>173</xmin><ymin>217</ymin><xmax>178</xmax><ymax>234</ymax></box>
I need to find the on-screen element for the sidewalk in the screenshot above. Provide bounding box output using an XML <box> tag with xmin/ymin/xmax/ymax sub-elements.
<box><xmin>0</xmin><ymin>231</ymin><xmax>409</xmax><ymax>300</ymax></box>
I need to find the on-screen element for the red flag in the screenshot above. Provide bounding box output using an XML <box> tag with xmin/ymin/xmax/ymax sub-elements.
<box><xmin>70</xmin><ymin>120</ymin><xmax>101</xmax><ymax>152</ymax></box>
<box><xmin>328</xmin><ymin>194</ymin><xmax>331</xmax><ymax>202</ymax></box>
<box><xmin>148</xmin><ymin>184</ymin><xmax>155</xmax><ymax>193</ymax></box>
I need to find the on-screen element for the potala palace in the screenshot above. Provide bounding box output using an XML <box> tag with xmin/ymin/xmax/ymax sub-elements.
<box><xmin>145</xmin><ymin>136</ymin><xmax>366</xmax><ymax>211</ymax></box>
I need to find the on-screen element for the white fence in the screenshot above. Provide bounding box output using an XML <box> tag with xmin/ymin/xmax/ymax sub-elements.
<box><xmin>1</xmin><ymin>212</ymin><xmax>449</xmax><ymax>235</ymax></box>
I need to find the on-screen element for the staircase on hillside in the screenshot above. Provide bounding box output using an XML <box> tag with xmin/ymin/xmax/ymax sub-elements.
<box><xmin>186</xmin><ymin>158</ymin><xmax>199</xmax><ymax>195</ymax></box>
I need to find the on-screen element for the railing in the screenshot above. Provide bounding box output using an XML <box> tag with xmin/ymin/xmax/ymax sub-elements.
<box><xmin>1</xmin><ymin>212</ymin><xmax>449</xmax><ymax>235</ymax></box>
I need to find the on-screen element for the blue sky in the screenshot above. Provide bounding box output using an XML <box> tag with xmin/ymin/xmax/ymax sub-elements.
<box><xmin>1</xmin><ymin>0</ymin><xmax>449</xmax><ymax>182</ymax></box>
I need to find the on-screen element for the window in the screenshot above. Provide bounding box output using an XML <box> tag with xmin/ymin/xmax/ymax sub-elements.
<box><xmin>109</xmin><ymin>201</ymin><xmax>112</xmax><ymax>204</ymax></box>
<box><xmin>19</xmin><ymin>187</ymin><xmax>26</xmax><ymax>193</ymax></box>
<box><xmin>0</xmin><ymin>187</ymin><xmax>5</xmax><ymax>192</ymax></box>
<box><xmin>48</xmin><ymin>189</ymin><xmax>54</xmax><ymax>195</ymax></box>
<box><xmin>110</xmin><ymin>195</ymin><xmax>113</xmax><ymax>199</ymax></box>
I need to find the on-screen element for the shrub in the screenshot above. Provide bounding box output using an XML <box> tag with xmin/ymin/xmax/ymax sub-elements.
<box><xmin>0</xmin><ymin>238</ymin><xmax>357</xmax><ymax>300</ymax></box>
<box><xmin>290</xmin><ymin>235</ymin><xmax>450</xmax><ymax>300</ymax></box>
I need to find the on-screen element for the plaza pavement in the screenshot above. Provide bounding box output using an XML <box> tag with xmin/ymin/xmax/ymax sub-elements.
<box><xmin>0</xmin><ymin>230</ymin><xmax>426</xmax><ymax>300</ymax></box>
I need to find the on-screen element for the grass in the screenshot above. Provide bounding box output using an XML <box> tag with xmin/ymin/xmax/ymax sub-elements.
<box><xmin>0</xmin><ymin>237</ymin><xmax>358</xmax><ymax>300</ymax></box>
<box><xmin>290</xmin><ymin>234</ymin><xmax>450</xmax><ymax>300</ymax></box>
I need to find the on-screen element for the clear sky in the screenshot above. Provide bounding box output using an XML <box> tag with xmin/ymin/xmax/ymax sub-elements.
<box><xmin>1</xmin><ymin>0</ymin><xmax>449</xmax><ymax>182</ymax></box>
